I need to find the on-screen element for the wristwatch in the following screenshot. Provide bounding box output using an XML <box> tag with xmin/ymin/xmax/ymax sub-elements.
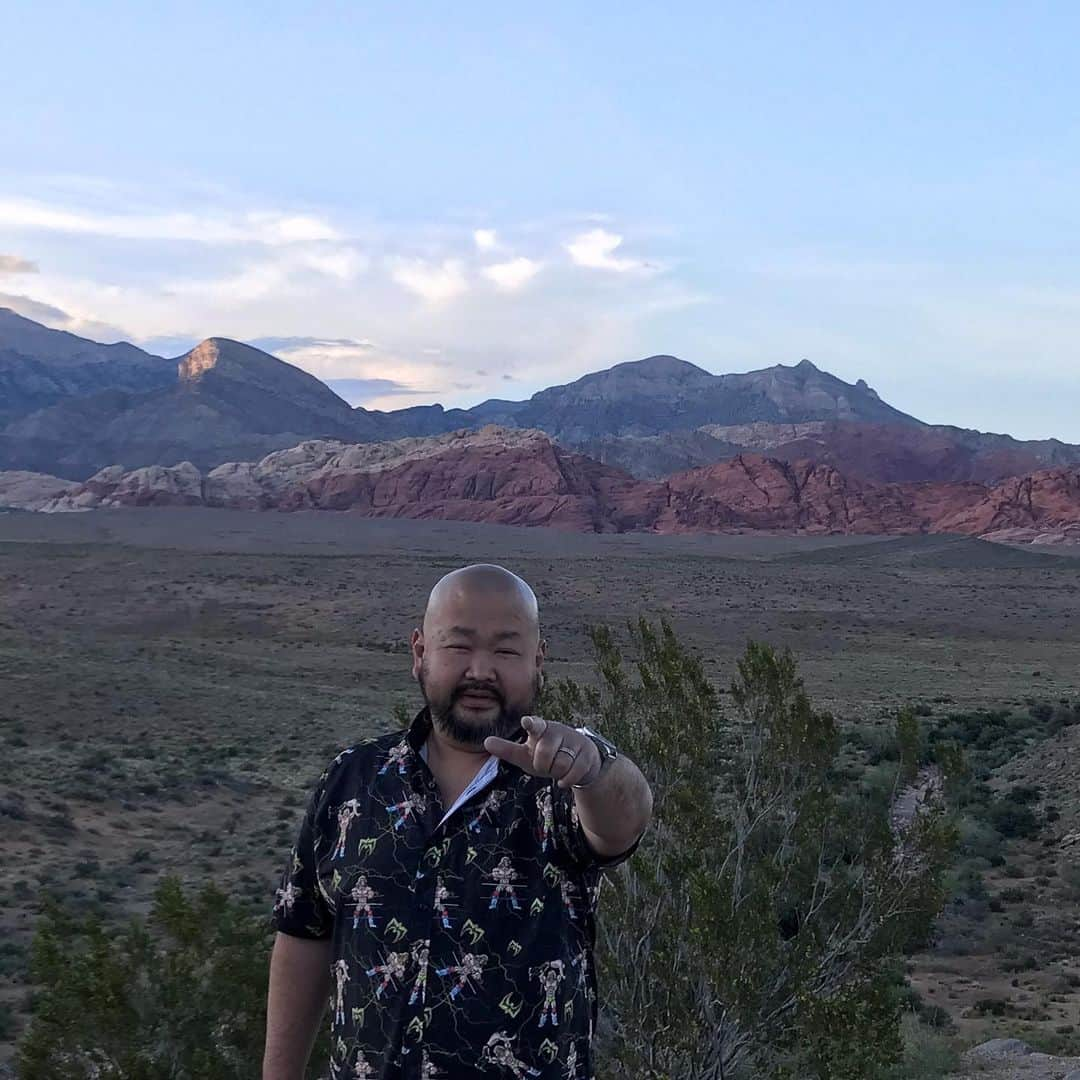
<box><xmin>573</xmin><ymin>726</ymin><xmax>618</xmax><ymax>788</ymax></box>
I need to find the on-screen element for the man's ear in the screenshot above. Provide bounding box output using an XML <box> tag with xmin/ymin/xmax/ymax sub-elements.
<box><xmin>410</xmin><ymin>628</ymin><xmax>424</xmax><ymax>680</ymax></box>
<box><xmin>537</xmin><ymin>637</ymin><xmax>547</xmax><ymax>675</ymax></box>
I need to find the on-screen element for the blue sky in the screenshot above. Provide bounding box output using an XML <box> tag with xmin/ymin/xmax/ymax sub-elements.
<box><xmin>1</xmin><ymin>2</ymin><xmax>1079</xmax><ymax>438</ymax></box>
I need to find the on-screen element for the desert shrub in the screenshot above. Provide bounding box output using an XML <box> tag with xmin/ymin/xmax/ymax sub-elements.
<box><xmin>954</xmin><ymin>816</ymin><xmax>1003</xmax><ymax>862</ymax></box>
<box><xmin>1002</xmin><ymin>954</ymin><xmax>1038</xmax><ymax>972</ymax></box>
<box><xmin>880</xmin><ymin>1012</ymin><xmax>960</xmax><ymax>1079</ymax></box>
<box><xmin>544</xmin><ymin>620</ymin><xmax>957</xmax><ymax>1080</ymax></box>
<box><xmin>989</xmin><ymin>800</ymin><xmax>1040</xmax><ymax>839</ymax></box>
<box><xmin>0</xmin><ymin>1001</ymin><xmax>15</xmax><ymax>1040</ymax></box>
<box><xmin>1050</xmin><ymin>703</ymin><xmax>1079</xmax><ymax>733</ymax></box>
<box><xmin>1057</xmin><ymin>862</ymin><xmax>1080</xmax><ymax>902</ymax></box>
<box><xmin>972</xmin><ymin>996</ymin><xmax>1011</xmax><ymax>1016</ymax></box>
<box><xmin>951</xmin><ymin>863</ymin><xmax>988</xmax><ymax>901</ymax></box>
<box><xmin>1006</xmin><ymin>784</ymin><xmax>1042</xmax><ymax>806</ymax></box>
<box><xmin>16</xmin><ymin>876</ymin><xmax>328</xmax><ymax>1079</ymax></box>
<box><xmin>1028</xmin><ymin>701</ymin><xmax>1054</xmax><ymax>724</ymax></box>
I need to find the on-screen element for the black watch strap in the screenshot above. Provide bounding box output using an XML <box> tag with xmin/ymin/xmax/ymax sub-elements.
<box><xmin>573</xmin><ymin>726</ymin><xmax>617</xmax><ymax>789</ymax></box>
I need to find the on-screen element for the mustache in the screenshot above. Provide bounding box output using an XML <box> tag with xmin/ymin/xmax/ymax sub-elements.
<box><xmin>452</xmin><ymin>681</ymin><xmax>505</xmax><ymax>705</ymax></box>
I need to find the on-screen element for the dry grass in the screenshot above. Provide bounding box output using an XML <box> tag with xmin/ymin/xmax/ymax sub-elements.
<box><xmin>2</xmin><ymin>508</ymin><xmax>1079</xmax><ymax>1069</ymax></box>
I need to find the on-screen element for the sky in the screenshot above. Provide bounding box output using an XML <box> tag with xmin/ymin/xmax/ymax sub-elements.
<box><xmin>1</xmin><ymin>2</ymin><xmax>1079</xmax><ymax>439</ymax></box>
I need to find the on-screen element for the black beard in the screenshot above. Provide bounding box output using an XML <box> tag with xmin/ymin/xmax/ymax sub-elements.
<box><xmin>419</xmin><ymin>668</ymin><xmax>541</xmax><ymax>747</ymax></box>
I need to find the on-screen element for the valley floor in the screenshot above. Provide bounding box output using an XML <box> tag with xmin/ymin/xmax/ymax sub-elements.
<box><xmin>2</xmin><ymin>508</ymin><xmax>1079</xmax><ymax>1072</ymax></box>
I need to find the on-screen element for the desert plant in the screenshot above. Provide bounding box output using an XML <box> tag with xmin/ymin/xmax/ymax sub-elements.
<box><xmin>543</xmin><ymin>620</ymin><xmax>958</xmax><ymax>1080</ymax></box>
<box><xmin>17</xmin><ymin>876</ymin><xmax>327</xmax><ymax>1079</ymax></box>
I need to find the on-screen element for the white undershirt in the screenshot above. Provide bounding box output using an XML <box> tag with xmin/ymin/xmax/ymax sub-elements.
<box><xmin>419</xmin><ymin>741</ymin><xmax>501</xmax><ymax>828</ymax></box>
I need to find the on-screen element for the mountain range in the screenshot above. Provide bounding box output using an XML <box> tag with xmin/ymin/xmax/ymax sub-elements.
<box><xmin>1</xmin><ymin>307</ymin><xmax>1078</xmax><ymax>543</ymax></box>
<box><xmin>6</xmin><ymin>427</ymin><xmax>1077</xmax><ymax>547</ymax></box>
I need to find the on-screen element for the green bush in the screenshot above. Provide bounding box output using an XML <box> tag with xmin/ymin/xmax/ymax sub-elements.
<box><xmin>544</xmin><ymin>620</ymin><xmax>957</xmax><ymax>1080</ymax></box>
<box><xmin>880</xmin><ymin>1013</ymin><xmax>960</xmax><ymax>1079</ymax></box>
<box><xmin>989</xmin><ymin>801</ymin><xmax>1041</xmax><ymax>839</ymax></box>
<box><xmin>17</xmin><ymin>877</ymin><xmax>327</xmax><ymax>1079</ymax></box>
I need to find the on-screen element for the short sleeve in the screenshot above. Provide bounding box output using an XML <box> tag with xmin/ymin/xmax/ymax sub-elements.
<box><xmin>550</xmin><ymin>780</ymin><xmax>643</xmax><ymax>873</ymax></box>
<box><xmin>270</xmin><ymin>769</ymin><xmax>334</xmax><ymax>940</ymax></box>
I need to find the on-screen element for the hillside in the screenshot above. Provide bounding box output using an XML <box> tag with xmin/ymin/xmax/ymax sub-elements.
<box><xmin>0</xmin><ymin>307</ymin><xmax>174</xmax><ymax>427</ymax></box>
<box><xmin>8</xmin><ymin>427</ymin><xmax>1078</xmax><ymax>546</ymax></box>
<box><xmin>4</xmin><ymin>312</ymin><xmax>1080</xmax><ymax>491</ymax></box>
<box><xmin>581</xmin><ymin>421</ymin><xmax>1080</xmax><ymax>484</ymax></box>
<box><xmin>1</xmin><ymin>337</ymin><xmax>385</xmax><ymax>477</ymax></box>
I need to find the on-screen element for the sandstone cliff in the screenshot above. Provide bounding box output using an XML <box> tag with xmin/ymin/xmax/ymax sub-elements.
<box><xmin>11</xmin><ymin>427</ymin><xmax>1078</xmax><ymax>546</ymax></box>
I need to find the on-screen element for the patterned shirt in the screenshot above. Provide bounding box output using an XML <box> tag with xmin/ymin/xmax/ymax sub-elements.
<box><xmin>271</xmin><ymin>709</ymin><xmax>638</xmax><ymax>1080</ymax></box>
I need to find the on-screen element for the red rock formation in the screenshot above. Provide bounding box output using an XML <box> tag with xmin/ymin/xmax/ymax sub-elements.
<box><xmin>300</xmin><ymin>428</ymin><xmax>665</xmax><ymax>531</ymax></box>
<box><xmin>14</xmin><ymin>428</ymin><xmax>1079</xmax><ymax>546</ymax></box>
<box><xmin>934</xmin><ymin>467</ymin><xmax>1080</xmax><ymax>535</ymax></box>
<box><xmin>696</xmin><ymin>421</ymin><xmax>1080</xmax><ymax>485</ymax></box>
<box><xmin>657</xmin><ymin>455</ymin><xmax>986</xmax><ymax>535</ymax></box>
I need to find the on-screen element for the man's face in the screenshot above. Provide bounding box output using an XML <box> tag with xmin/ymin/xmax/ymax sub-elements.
<box><xmin>412</xmin><ymin>588</ymin><xmax>544</xmax><ymax>747</ymax></box>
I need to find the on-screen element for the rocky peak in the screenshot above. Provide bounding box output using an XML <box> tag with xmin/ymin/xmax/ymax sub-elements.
<box><xmin>177</xmin><ymin>339</ymin><xmax>221</xmax><ymax>380</ymax></box>
<box><xmin>177</xmin><ymin>338</ymin><xmax>266</xmax><ymax>382</ymax></box>
<box><xmin>530</xmin><ymin>354</ymin><xmax>716</xmax><ymax>405</ymax></box>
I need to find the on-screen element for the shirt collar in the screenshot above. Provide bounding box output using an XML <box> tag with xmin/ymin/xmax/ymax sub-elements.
<box><xmin>406</xmin><ymin>706</ymin><xmax>434</xmax><ymax>753</ymax></box>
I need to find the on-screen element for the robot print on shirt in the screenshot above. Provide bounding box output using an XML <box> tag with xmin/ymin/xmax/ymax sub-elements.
<box><xmin>377</xmin><ymin>740</ymin><xmax>412</xmax><ymax>776</ymax></box>
<box><xmin>386</xmin><ymin>790</ymin><xmax>427</xmax><ymax>831</ymax></box>
<box><xmin>467</xmin><ymin>788</ymin><xmax>507</xmax><ymax>833</ymax></box>
<box><xmin>365</xmin><ymin>950</ymin><xmax>409</xmax><ymax>999</ymax></box>
<box><xmin>273</xmin><ymin>880</ymin><xmax>300</xmax><ymax>917</ymax></box>
<box><xmin>350</xmin><ymin>875</ymin><xmax>380</xmax><ymax>930</ymax></box>
<box><xmin>544</xmin><ymin>863</ymin><xmax>580</xmax><ymax>922</ymax></box>
<box><xmin>352</xmin><ymin>1054</ymin><xmax>376</xmax><ymax>1079</ymax></box>
<box><xmin>332</xmin><ymin>800</ymin><xmax>364</xmax><ymax>860</ymax></box>
<box><xmin>535</xmin><ymin>960</ymin><xmax>565</xmax><ymax>1028</ymax></box>
<box><xmin>488</xmin><ymin>856</ymin><xmax>521</xmax><ymax>911</ymax></box>
<box><xmin>332</xmin><ymin>960</ymin><xmax>349</xmax><ymax>1026</ymax></box>
<box><xmin>408</xmin><ymin>939</ymin><xmax>430</xmax><ymax>1005</ymax></box>
<box><xmin>564</xmin><ymin>1043</ymin><xmax>583</xmax><ymax>1079</ymax></box>
<box><xmin>419</xmin><ymin>1051</ymin><xmax>443</xmax><ymax>1078</ymax></box>
<box><xmin>481</xmin><ymin>1031</ymin><xmax>542</xmax><ymax>1078</ymax></box>
<box><xmin>435</xmin><ymin>951</ymin><xmax>487</xmax><ymax>1000</ymax></box>
<box><xmin>434</xmin><ymin>876</ymin><xmax>455</xmax><ymax>929</ymax></box>
<box><xmin>535</xmin><ymin>788</ymin><xmax>554</xmax><ymax>853</ymax></box>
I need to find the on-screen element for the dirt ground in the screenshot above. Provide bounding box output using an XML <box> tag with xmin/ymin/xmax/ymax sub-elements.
<box><xmin>1</xmin><ymin>507</ymin><xmax>1079</xmax><ymax>1069</ymax></box>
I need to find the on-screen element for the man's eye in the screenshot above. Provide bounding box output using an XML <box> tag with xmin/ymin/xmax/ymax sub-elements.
<box><xmin>445</xmin><ymin>644</ymin><xmax>469</xmax><ymax>652</ymax></box>
<box><xmin>496</xmin><ymin>650</ymin><xmax>520</xmax><ymax>657</ymax></box>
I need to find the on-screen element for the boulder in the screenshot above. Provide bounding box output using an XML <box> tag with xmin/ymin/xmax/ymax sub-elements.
<box><xmin>965</xmin><ymin>1038</ymin><xmax>1033</xmax><ymax>1061</ymax></box>
<box><xmin>0</xmin><ymin>470</ymin><xmax>81</xmax><ymax>511</ymax></box>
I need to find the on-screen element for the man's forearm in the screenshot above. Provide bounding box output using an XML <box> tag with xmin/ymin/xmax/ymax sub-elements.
<box><xmin>263</xmin><ymin>933</ymin><xmax>332</xmax><ymax>1080</ymax></box>
<box><xmin>573</xmin><ymin>754</ymin><xmax>652</xmax><ymax>857</ymax></box>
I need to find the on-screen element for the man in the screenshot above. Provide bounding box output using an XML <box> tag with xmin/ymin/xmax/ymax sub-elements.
<box><xmin>264</xmin><ymin>564</ymin><xmax>652</xmax><ymax>1079</ymax></box>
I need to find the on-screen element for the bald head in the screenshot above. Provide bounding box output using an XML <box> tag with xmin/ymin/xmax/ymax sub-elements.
<box><xmin>423</xmin><ymin>564</ymin><xmax>539</xmax><ymax>641</ymax></box>
<box><xmin>412</xmin><ymin>564</ymin><xmax>544</xmax><ymax>747</ymax></box>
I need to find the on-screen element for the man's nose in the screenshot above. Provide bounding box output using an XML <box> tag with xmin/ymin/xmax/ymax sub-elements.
<box><xmin>465</xmin><ymin>651</ymin><xmax>498</xmax><ymax>683</ymax></box>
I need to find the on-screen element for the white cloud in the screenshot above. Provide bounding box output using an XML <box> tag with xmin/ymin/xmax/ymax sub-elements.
<box><xmin>481</xmin><ymin>257</ymin><xmax>541</xmax><ymax>292</ymax></box>
<box><xmin>0</xmin><ymin>254</ymin><xmax>38</xmax><ymax>274</ymax></box>
<box><xmin>565</xmin><ymin>228</ymin><xmax>648</xmax><ymax>273</ymax></box>
<box><xmin>0</xmin><ymin>177</ymin><xmax>688</xmax><ymax>418</ymax></box>
<box><xmin>294</xmin><ymin>247</ymin><xmax>366</xmax><ymax>281</ymax></box>
<box><xmin>166</xmin><ymin>261</ymin><xmax>289</xmax><ymax>302</ymax></box>
<box><xmin>161</xmin><ymin>243</ymin><xmax>366</xmax><ymax>305</ymax></box>
<box><xmin>0</xmin><ymin>197</ymin><xmax>339</xmax><ymax>246</ymax></box>
<box><xmin>390</xmin><ymin>258</ymin><xmax>468</xmax><ymax>304</ymax></box>
<box><xmin>266</xmin><ymin>339</ymin><xmax>455</xmax><ymax>410</ymax></box>
<box><xmin>0</xmin><ymin>291</ymin><xmax>131</xmax><ymax>341</ymax></box>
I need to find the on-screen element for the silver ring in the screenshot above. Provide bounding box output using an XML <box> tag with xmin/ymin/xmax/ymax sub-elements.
<box><xmin>555</xmin><ymin>746</ymin><xmax>578</xmax><ymax>761</ymax></box>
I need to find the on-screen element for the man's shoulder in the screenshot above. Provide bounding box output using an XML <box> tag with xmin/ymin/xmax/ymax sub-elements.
<box><xmin>315</xmin><ymin>730</ymin><xmax>411</xmax><ymax>786</ymax></box>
